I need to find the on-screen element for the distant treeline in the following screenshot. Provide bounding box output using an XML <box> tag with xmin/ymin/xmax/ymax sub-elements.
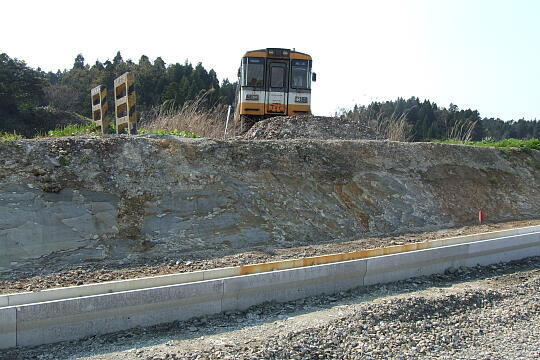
<box><xmin>1</xmin><ymin>51</ymin><xmax>538</xmax><ymax>140</ymax></box>
<box><xmin>0</xmin><ymin>52</ymin><xmax>236</xmax><ymax>135</ymax></box>
<box><xmin>45</xmin><ymin>52</ymin><xmax>237</xmax><ymax>116</ymax></box>
<box><xmin>341</xmin><ymin>97</ymin><xmax>540</xmax><ymax>141</ymax></box>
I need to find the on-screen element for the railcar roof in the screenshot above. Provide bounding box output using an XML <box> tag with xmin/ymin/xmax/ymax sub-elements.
<box><xmin>243</xmin><ymin>48</ymin><xmax>312</xmax><ymax>60</ymax></box>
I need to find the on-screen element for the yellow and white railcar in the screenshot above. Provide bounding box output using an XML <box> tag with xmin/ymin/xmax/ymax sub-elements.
<box><xmin>235</xmin><ymin>48</ymin><xmax>316</xmax><ymax>122</ymax></box>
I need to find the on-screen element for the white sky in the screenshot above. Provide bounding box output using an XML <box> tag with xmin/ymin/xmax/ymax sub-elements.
<box><xmin>2</xmin><ymin>0</ymin><xmax>539</xmax><ymax>120</ymax></box>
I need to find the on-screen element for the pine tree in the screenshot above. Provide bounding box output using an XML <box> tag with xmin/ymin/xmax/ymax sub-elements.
<box><xmin>73</xmin><ymin>54</ymin><xmax>85</xmax><ymax>69</ymax></box>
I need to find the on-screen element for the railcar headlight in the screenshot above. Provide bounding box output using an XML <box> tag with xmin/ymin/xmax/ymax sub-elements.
<box><xmin>246</xmin><ymin>94</ymin><xmax>259</xmax><ymax>101</ymax></box>
<box><xmin>295</xmin><ymin>96</ymin><xmax>308</xmax><ymax>103</ymax></box>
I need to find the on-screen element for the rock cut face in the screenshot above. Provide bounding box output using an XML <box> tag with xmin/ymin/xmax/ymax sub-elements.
<box><xmin>0</xmin><ymin>136</ymin><xmax>539</xmax><ymax>273</ymax></box>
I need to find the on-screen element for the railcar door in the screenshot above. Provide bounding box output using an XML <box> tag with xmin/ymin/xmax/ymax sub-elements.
<box><xmin>265</xmin><ymin>61</ymin><xmax>288</xmax><ymax>115</ymax></box>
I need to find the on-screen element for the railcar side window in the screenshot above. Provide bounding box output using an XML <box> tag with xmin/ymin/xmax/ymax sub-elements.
<box><xmin>291</xmin><ymin>60</ymin><xmax>310</xmax><ymax>89</ymax></box>
<box><xmin>243</xmin><ymin>57</ymin><xmax>265</xmax><ymax>87</ymax></box>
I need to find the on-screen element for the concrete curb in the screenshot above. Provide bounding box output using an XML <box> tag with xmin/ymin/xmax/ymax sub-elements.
<box><xmin>0</xmin><ymin>307</ymin><xmax>16</xmax><ymax>349</ymax></box>
<box><xmin>15</xmin><ymin>279</ymin><xmax>224</xmax><ymax>347</ymax></box>
<box><xmin>3</xmin><ymin>225</ymin><xmax>539</xmax><ymax>308</ymax></box>
<box><xmin>1</xmin><ymin>230</ymin><xmax>539</xmax><ymax>349</ymax></box>
<box><xmin>1</xmin><ymin>267</ymin><xmax>238</xmax><ymax>308</ymax></box>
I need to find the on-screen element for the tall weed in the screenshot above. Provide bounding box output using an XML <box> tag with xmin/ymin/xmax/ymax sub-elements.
<box><xmin>140</xmin><ymin>93</ymin><xmax>237</xmax><ymax>139</ymax></box>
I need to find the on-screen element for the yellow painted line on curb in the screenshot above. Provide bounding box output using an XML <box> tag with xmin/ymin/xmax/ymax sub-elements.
<box><xmin>239</xmin><ymin>225</ymin><xmax>540</xmax><ymax>275</ymax></box>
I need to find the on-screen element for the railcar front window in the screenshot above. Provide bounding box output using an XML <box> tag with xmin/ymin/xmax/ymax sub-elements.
<box><xmin>270</xmin><ymin>65</ymin><xmax>285</xmax><ymax>88</ymax></box>
<box><xmin>243</xmin><ymin>58</ymin><xmax>265</xmax><ymax>87</ymax></box>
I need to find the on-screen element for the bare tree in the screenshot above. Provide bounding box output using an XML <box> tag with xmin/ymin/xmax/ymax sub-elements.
<box><xmin>44</xmin><ymin>84</ymin><xmax>79</xmax><ymax>111</ymax></box>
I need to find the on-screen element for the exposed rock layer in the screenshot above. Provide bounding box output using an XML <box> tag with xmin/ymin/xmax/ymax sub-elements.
<box><xmin>0</xmin><ymin>136</ymin><xmax>539</xmax><ymax>273</ymax></box>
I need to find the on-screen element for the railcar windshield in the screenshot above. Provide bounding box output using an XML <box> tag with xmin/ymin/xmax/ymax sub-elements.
<box><xmin>243</xmin><ymin>57</ymin><xmax>265</xmax><ymax>87</ymax></box>
<box><xmin>291</xmin><ymin>59</ymin><xmax>311</xmax><ymax>89</ymax></box>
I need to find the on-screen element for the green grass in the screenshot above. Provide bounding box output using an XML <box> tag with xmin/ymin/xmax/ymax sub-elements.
<box><xmin>137</xmin><ymin>128</ymin><xmax>200</xmax><ymax>138</ymax></box>
<box><xmin>0</xmin><ymin>131</ymin><xmax>23</xmax><ymax>140</ymax></box>
<box><xmin>434</xmin><ymin>138</ymin><xmax>540</xmax><ymax>152</ymax></box>
<box><xmin>45</xmin><ymin>123</ymin><xmax>99</xmax><ymax>137</ymax></box>
<box><xmin>38</xmin><ymin>124</ymin><xmax>200</xmax><ymax>138</ymax></box>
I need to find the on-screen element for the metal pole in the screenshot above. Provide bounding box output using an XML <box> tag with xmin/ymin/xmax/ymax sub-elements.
<box><xmin>224</xmin><ymin>105</ymin><xmax>231</xmax><ymax>139</ymax></box>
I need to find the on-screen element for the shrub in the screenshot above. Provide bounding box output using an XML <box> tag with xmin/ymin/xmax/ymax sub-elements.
<box><xmin>0</xmin><ymin>131</ymin><xmax>22</xmax><ymax>140</ymax></box>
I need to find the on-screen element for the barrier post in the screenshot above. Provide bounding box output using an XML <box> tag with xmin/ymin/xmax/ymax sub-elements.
<box><xmin>90</xmin><ymin>85</ymin><xmax>109</xmax><ymax>134</ymax></box>
<box><xmin>114</xmin><ymin>72</ymin><xmax>137</xmax><ymax>134</ymax></box>
<box><xmin>224</xmin><ymin>105</ymin><xmax>231</xmax><ymax>139</ymax></box>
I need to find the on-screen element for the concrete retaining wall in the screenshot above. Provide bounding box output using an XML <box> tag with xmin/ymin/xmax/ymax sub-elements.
<box><xmin>1</xmin><ymin>231</ymin><xmax>539</xmax><ymax>349</ymax></box>
<box><xmin>0</xmin><ymin>267</ymin><xmax>238</xmax><ymax>308</ymax></box>
<box><xmin>0</xmin><ymin>307</ymin><xmax>15</xmax><ymax>349</ymax></box>
<box><xmin>15</xmin><ymin>280</ymin><xmax>224</xmax><ymax>347</ymax></box>
<box><xmin>3</xmin><ymin>225</ymin><xmax>539</xmax><ymax>308</ymax></box>
<box><xmin>222</xmin><ymin>259</ymin><xmax>367</xmax><ymax>313</ymax></box>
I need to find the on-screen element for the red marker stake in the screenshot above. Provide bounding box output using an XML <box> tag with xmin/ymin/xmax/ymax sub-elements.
<box><xmin>479</xmin><ymin>210</ymin><xmax>484</xmax><ymax>224</ymax></box>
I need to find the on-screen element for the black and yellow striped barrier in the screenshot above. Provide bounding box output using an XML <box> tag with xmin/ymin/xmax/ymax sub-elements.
<box><xmin>114</xmin><ymin>72</ymin><xmax>137</xmax><ymax>134</ymax></box>
<box><xmin>90</xmin><ymin>85</ymin><xmax>109</xmax><ymax>134</ymax></box>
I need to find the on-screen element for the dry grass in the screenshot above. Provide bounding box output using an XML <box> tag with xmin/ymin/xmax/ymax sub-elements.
<box><xmin>139</xmin><ymin>93</ymin><xmax>238</xmax><ymax>139</ymax></box>
<box><xmin>339</xmin><ymin>107</ymin><xmax>413</xmax><ymax>142</ymax></box>
<box><xmin>446</xmin><ymin>119</ymin><xmax>478</xmax><ymax>142</ymax></box>
<box><xmin>374</xmin><ymin>112</ymin><xmax>413</xmax><ymax>142</ymax></box>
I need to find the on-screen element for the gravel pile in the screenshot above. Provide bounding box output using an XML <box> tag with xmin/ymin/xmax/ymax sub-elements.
<box><xmin>4</xmin><ymin>256</ymin><xmax>539</xmax><ymax>360</ymax></box>
<box><xmin>242</xmin><ymin>115</ymin><xmax>382</xmax><ymax>140</ymax></box>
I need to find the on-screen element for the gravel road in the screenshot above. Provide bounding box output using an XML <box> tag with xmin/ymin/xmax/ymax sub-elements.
<box><xmin>3</xmin><ymin>253</ymin><xmax>539</xmax><ymax>359</ymax></box>
<box><xmin>1</xmin><ymin>219</ymin><xmax>538</xmax><ymax>295</ymax></box>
